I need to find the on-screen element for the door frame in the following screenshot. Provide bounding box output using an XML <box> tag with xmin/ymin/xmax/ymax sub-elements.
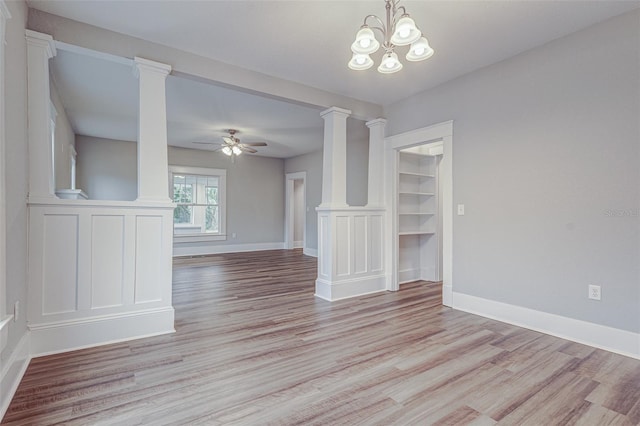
<box><xmin>384</xmin><ymin>120</ymin><xmax>453</xmax><ymax>306</ymax></box>
<box><xmin>284</xmin><ymin>171</ymin><xmax>306</xmax><ymax>250</ymax></box>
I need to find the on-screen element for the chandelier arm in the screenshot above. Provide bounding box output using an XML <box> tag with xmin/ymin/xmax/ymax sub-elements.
<box><xmin>363</xmin><ymin>14</ymin><xmax>386</xmax><ymax>31</ymax></box>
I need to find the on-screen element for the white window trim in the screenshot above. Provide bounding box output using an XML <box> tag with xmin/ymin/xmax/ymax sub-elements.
<box><xmin>169</xmin><ymin>165</ymin><xmax>227</xmax><ymax>243</ymax></box>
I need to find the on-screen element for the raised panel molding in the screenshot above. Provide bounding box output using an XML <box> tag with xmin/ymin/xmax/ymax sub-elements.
<box><xmin>42</xmin><ymin>214</ymin><xmax>78</xmax><ymax>315</ymax></box>
<box><xmin>135</xmin><ymin>215</ymin><xmax>164</xmax><ymax>304</ymax></box>
<box><xmin>91</xmin><ymin>215</ymin><xmax>125</xmax><ymax>308</ymax></box>
<box><xmin>370</xmin><ymin>215</ymin><xmax>383</xmax><ymax>272</ymax></box>
<box><xmin>335</xmin><ymin>215</ymin><xmax>350</xmax><ymax>277</ymax></box>
<box><xmin>353</xmin><ymin>215</ymin><xmax>367</xmax><ymax>274</ymax></box>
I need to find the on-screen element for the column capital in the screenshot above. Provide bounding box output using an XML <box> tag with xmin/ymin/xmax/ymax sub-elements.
<box><xmin>0</xmin><ymin>1</ymin><xmax>12</xmax><ymax>21</ymax></box>
<box><xmin>320</xmin><ymin>106</ymin><xmax>351</xmax><ymax>119</ymax></box>
<box><xmin>366</xmin><ymin>118</ymin><xmax>387</xmax><ymax>128</ymax></box>
<box><xmin>133</xmin><ymin>56</ymin><xmax>171</xmax><ymax>79</ymax></box>
<box><xmin>25</xmin><ymin>29</ymin><xmax>56</xmax><ymax>58</ymax></box>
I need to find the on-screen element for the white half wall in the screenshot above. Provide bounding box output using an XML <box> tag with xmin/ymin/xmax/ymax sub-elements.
<box><xmin>27</xmin><ymin>199</ymin><xmax>175</xmax><ymax>356</ymax></box>
<box><xmin>315</xmin><ymin>207</ymin><xmax>386</xmax><ymax>301</ymax></box>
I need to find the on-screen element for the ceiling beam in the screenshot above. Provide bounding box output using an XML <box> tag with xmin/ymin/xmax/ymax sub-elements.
<box><xmin>28</xmin><ymin>9</ymin><xmax>383</xmax><ymax>121</ymax></box>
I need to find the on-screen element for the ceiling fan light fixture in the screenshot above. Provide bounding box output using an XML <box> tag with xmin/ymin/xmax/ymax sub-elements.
<box><xmin>232</xmin><ymin>146</ymin><xmax>242</xmax><ymax>155</ymax></box>
<box><xmin>222</xmin><ymin>146</ymin><xmax>232</xmax><ymax>156</ymax></box>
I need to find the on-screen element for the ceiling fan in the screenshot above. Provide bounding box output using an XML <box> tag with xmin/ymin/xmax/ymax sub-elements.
<box><xmin>193</xmin><ymin>129</ymin><xmax>267</xmax><ymax>157</ymax></box>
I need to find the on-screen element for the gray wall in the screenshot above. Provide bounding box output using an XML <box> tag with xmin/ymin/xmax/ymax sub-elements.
<box><xmin>76</xmin><ymin>135</ymin><xmax>137</xmax><ymax>201</ymax></box>
<box><xmin>385</xmin><ymin>10</ymin><xmax>640</xmax><ymax>333</ymax></box>
<box><xmin>50</xmin><ymin>79</ymin><xmax>75</xmax><ymax>191</ymax></box>
<box><xmin>169</xmin><ymin>147</ymin><xmax>285</xmax><ymax>246</ymax></box>
<box><xmin>285</xmin><ymin>150</ymin><xmax>323</xmax><ymax>251</ymax></box>
<box><xmin>2</xmin><ymin>0</ymin><xmax>29</xmax><ymax>372</ymax></box>
<box><xmin>75</xmin><ymin>137</ymin><xmax>286</xmax><ymax>246</ymax></box>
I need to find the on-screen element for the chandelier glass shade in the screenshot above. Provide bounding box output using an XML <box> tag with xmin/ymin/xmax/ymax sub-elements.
<box><xmin>348</xmin><ymin>0</ymin><xmax>434</xmax><ymax>74</ymax></box>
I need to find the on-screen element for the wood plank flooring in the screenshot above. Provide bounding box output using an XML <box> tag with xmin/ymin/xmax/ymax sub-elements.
<box><xmin>3</xmin><ymin>249</ymin><xmax>640</xmax><ymax>425</ymax></box>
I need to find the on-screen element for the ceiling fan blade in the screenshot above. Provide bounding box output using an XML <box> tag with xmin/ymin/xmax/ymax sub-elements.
<box><xmin>192</xmin><ymin>141</ymin><xmax>218</xmax><ymax>145</ymax></box>
<box><xmin>240</xmin><ymin>146</ymin><xmax>258</xmax><ymax>154</ymax></box>
<box><xmin>242</xmin><ymin>142</ymin><xmax>267</xmax><ymax>147</ymax></box>
<box><xmin>222</xmin><ymin>136</ymin><xmax>234</xmax><ymax>144</ymax></box>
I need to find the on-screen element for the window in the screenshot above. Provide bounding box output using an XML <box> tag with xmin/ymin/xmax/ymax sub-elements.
<box><xmin>169</xmin><ymin>166</ymin><xmax>226</xmax><ymax>242</ymax></box>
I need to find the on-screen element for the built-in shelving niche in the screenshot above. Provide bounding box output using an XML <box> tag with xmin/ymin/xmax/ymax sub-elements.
<box><xmin>397</xmin><ymin>146</ymin><xmax>443</xmax><ymax>284</ymax></box>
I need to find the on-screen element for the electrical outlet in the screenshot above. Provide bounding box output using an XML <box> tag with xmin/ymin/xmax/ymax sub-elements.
<box><xmin>232</xmin><ymin>232</ymin><xmax>237</xmax><ymax>239</ymax></box>
<box><xmin>13</xmin><ymin>301</ymin><xmax>19</xmax><ymax>322</ymax></box>
<box><xmin>588</xmin><ymin>285</ymin><xmax>601</xmax><ymax>301</ymax></box>
<box><xmin>457</xmin><ymin>204</ymin><xmax>465</xmax><ymax>215</ymax></box>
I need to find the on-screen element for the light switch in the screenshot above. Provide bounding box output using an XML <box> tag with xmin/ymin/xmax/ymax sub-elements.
<box><xmin>457</xmin><ymin>204</ymin><xmax>465</xmax><ymax>215</ymax></box>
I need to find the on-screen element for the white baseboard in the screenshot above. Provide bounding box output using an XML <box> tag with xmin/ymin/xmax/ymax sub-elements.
<box><xmin>293</xmin><ymin>240</ymin><xmax>303</xmax><ymax>248</ymax></box>
<box><xmin>303</xmin><ymin>247</ymin><xmax>318</xmax><ymax>257</ymax></box>
<box><xmin>29</xmin><ymin>307</ymin><xmax>175</xmax><ymax>357</ymax></box>
<box><xmin>315</xmin><ymin>275</ymin><xmax>386</xmax><ymax>301</ymax></box>
<box><xmin>453</xmin><ymin>292</ymin><xmax>640</xmax><ymax>360</ymax></box>
<box><xmin>173</xmin><ymin>242</ymin><xmax>285</xmax><ymax>257</ymax></box>
<box><xmin>399</xmin><ymin>268</ymin><xmax>419</xmax><ymax>284</ymax></box>
<box><xmin>0</xmin><ymin>331</ymin><xmax>31</xmax><ymax>419</ymax></box>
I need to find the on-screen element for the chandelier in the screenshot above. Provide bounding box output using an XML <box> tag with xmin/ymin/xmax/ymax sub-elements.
<box><xmin>348</xmin><ymin>0</ymin><xmax>434</xmax><ymax>74</ymax></box>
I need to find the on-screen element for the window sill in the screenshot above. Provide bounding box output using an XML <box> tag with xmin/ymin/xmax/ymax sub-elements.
<box><xmin>173</xmin><ymin>234</ymin><xmax>227</xmax><ymax>244</ymax></box>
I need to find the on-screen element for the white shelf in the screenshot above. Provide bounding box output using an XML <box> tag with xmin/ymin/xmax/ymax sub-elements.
<box><xmin>399</xmin><ymin>171</ymin><xmax>435</xmax><ymax>178</ymax></box>
<box><xmin>399</xmin><ymin>231</ymin><xmax>435</xmax><ymax>236</ymax></box>
<box><xmin>399</xmin><ymin>191</ymin><xmax>435</xmax><ymax>196</ymax></box>
<box><xmin>399</xmin><ymin>212</ymin><xmax>434</xmax><ymax>216</ymax></box>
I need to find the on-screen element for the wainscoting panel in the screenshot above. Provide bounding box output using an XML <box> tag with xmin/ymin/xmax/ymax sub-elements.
<box><xmin>135</xmin><ymin>215</ymin><xmax>163</xmax><ymax>304</ymax></box>
<box><xmin>319</xmin><ymin>215</ymin><xmax>330</xmax><ymax>279</ymax></box>
<box><xmin>335</xmin><ymin>215</ymin><xmax>350</xmax><ymax>277</ymax></box>
<box><xmin>91</xmin><ymin>215</ymin><xmax>125</xmax><ymax>309</ymax></box>
<box><xmin>42</xmin><ymin>214</ymin><xmax>78</xmax><ymax>315</ymax></box>
<box><xmin>315</xmin><ymin>207</ymin><xmax>386</xmax><ymax>301</ymax></box>
<box><xmin>27</xmin><ymin>200</ymin><xmax>175</xmax><ymax>356</ymax></box>
<box><xmin>353</xmin><ymin>215</ymin><xmax>367</xmax><ymax>274</ymax></box>
<box><xmin>370</xmin><ymin>214</ymin><xmax>383</xmax><ymax>272</ymax></box>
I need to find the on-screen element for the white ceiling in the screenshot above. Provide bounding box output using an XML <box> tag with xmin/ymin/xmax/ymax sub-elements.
<box><xmin>41</xmin><ymin>1</ymin><xmax>639</xmax><ymax>158</ymax></box>
<box><xmin>50</xmin><ymin>48</ymin><xmax>342</xmax><ymax>158</ymax></box>
<box><xmin>29</xmin><ymin>0</ymin><xmax>640</xmax><ymax>106</ymax></box>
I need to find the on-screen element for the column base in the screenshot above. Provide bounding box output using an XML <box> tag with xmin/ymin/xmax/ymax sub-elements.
<box><xmin>315</xmin><ymin>275</ymin><xmax>386</xmax><ymax>301</ymax></box>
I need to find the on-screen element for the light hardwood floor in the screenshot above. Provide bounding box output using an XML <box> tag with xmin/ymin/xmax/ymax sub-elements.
<box><xmin>3</xmin><ymin>249</ymin><xmax>640</xmax><ymax>425</ymax></box>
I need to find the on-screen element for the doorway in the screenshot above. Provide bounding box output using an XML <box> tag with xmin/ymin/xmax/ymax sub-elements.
<box><xmin>384</xmin><ymin>121</ymin><xmax>453</xmax><ymax>306</ymax></box>
<box><xmin>284</xmin><ymin>172</ymin><xmax>306</xmax><ymax>250</ymax></box>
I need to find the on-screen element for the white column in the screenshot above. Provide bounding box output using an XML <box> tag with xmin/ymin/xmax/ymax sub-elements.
<box><xmin>26</xmin><ymin>30</ymin><xmax>57</xmax><ymax>200</ymax></box>
<box><xmin>366</xmin><ymin>118</ymin><xmax>387</xmax><ymax>207</ymax></box>
<box><xmin>133</xmin><ymin>57</ymin><xmax>172</xmax><ymax>203</ymax></box>
<box><xmin>319</xmin><ymin>107</ymin><xmax>351</xmax><ymax>208</ymax></box>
